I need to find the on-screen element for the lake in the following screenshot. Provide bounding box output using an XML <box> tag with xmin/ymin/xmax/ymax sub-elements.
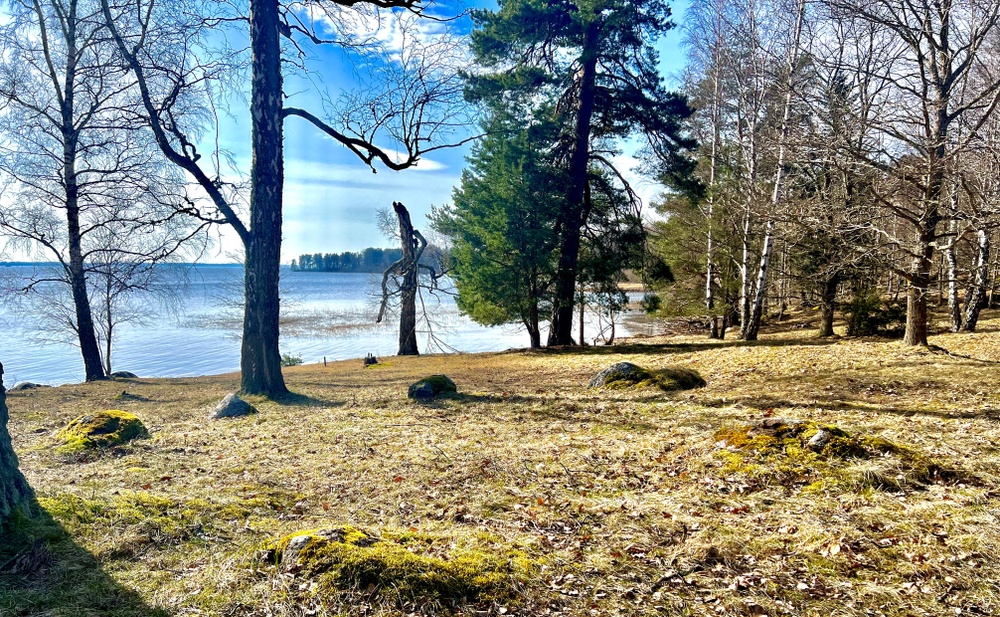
<box><xmin>0</xmin><ymin>264</ymin><xmax>643</xmax><ymax>386</ymax></box>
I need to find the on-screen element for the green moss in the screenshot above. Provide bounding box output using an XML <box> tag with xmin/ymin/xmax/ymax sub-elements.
<box><xmin>598</xmin><ymin>364</ymin><xmax>706</xmax><ymax>392</ymax></box>
<box><xmin>56</xmin><ymin>410</ymin><xmax>148</xmax><ymax>452</ymax></box>
<box><xmin>408</xmin><ymin>375</ymin><xmax>458</xmax><ymax>399</ymax></box>
<box><xmin>267</xmin><ymin>526</ymin><xmax>537</xmax><ymax>605</ymax></box>
<box><xmin>713</xmin><ymin>420</ymin><xmax>966</xmax><ymax>491</ymax></box>
<box><xmin>652</xmin><ymin>366</ymin><xmax>707</xmax><ymax>390</ymax></box>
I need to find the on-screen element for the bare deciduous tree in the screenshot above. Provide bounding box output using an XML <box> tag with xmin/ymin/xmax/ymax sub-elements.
<box><xmin>102</xmin><ymin>0</ymin><xmax>471</xmax><ymax>396</ymax></box>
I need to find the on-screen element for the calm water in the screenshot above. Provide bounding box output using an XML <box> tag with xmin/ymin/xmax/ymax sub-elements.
<box><xmin>0</xmin><ymin>264</ymin><xmax>639</xmax><ymax>386</ymax></box>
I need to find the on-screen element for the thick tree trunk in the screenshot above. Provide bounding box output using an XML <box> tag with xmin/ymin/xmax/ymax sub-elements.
<box><xmin>818</xmin><ymin>275</ymin><xmax>838</xmax><ymax>337</ymax></box>
<box><xmin>395</xmin><ymin>203</ymin><xmax>420</xmax><ymax>356</ymax></box>
<box><xmin>961</xmin><ymin>228</ymin><xmax>990</xmax><ymax>332</ymax></box>
<box><xmin>549</xmin><ymin>23</ymin><xmax>599</xmax><ymax>347</ymax></box>
<box><xmin>0</xmin><ymin>363</ymin><xmax>33</xmax><ymax>520</ymax></box>
<box><xmin>241</xmin><ymin>0</ymin><xmax>288</xmax><ymax>397</ymax></box>
<box><xmin>904</xmin><ymin>238</ymin><xmax>935</xmax><ymax>346</ymax></box>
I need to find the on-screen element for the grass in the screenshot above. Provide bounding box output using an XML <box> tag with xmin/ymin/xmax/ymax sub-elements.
<box><xmin>2</xmin><ymin>309</ymin><xmax>1000</xmax><ymax>615</ymax></box>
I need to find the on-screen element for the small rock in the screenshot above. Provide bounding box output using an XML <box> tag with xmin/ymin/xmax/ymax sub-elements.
<box><xmin>407</xmin><ymin>375</ymin><xmax>457</xmax><ymax>399</ymax></box>
<box><xmin>211</xmin><ymin>393</ymin><xmax>258</xmax><ymax>419</ymax></box>
<box><xmin>110</xmin><ymin>371</ymin><xmax>138</xmax><ymax>379</ymax></box>
<box><xmin>807</xmin><ymin>429</ymin><xmax>831</xmax><ymax>450</ymax></box>
<box><xmin>280</xmin><ymin>528</ymin><xmax>377</xmax><ymax>569</ymax></box>
<box><xmin>753</xmin><ymin>418</ymin><xmax>804</xmax><ymax>430</ymax></box>
<box><xmin>11</xmin><ymin>382</ymin><xmax>48</xmax><ymax>391</ymax></box>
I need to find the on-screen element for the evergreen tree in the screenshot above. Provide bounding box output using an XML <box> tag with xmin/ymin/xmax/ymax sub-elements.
<box><xmin>466</xmin><ymin>0</ymin><xmax>694</xmax><ymax>345</ymax></box>
<box><xmin>433</xmin><ymin>114</ymin><xmax>564</xmax><ymax>348</ymax></box>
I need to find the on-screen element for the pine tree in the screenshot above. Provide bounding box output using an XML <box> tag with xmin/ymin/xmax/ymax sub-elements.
<box><xmin>466</xmin><ymin>0</ymin><xmax>694</xmax><ymax>345</ymax></box>
<box><xmin>433</xmin><ymin>114</ymin><xmax>564</xmax><ymax>348</ymax></box>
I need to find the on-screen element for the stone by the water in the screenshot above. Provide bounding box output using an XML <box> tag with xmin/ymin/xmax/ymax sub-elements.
<box><xmin>10</xmin><ymin>382</ymin><xmax>49</xmax><ymax>391</ymax></box>
<box><xmin>111</xmin><ymin>371</ymin><xmax>139</xmax><ymax>379</ymax></box>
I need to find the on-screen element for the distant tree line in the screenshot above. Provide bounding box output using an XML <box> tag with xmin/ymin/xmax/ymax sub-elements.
<box><xmin>291</xmin><ymin>249</ymin><xmax>404</xmax><ymax>273</ymax></box>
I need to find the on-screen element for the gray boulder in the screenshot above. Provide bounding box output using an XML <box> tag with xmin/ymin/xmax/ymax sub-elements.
<box><xmin>110</xmin><ymin>371</ymin><xmax>138</xmax><ymax>379</ymax></box>
<box><xmin>588</xmin><ymin>362</ymin><xmax>649</xmax><ymax>388</ymax></box>
<box><xmin>10</xmin><ymin>382</ymin><xmax>49</xmax><ymax>391</ymax></box>
<box><xmin>407</xmin><ymin>375</ymin><xmax>457</xmax><ymax>399</ymax></box>
<box><xmin>211</xmin><ymin>393</ymin><xmax>258</xmax><ymax>419</ymax></box>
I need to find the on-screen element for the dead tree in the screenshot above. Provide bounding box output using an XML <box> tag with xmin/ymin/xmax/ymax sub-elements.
<box><xmin>377</xmin><ymin>202</ymin><xmax>427</xmax><ymax>356</ymax></box>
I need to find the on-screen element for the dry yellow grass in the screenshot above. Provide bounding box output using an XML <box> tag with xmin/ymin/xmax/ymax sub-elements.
<box><xmin>2</xmin><ymin>311</ymin><xmax>1000</xmax><ymax>616</ymax></box>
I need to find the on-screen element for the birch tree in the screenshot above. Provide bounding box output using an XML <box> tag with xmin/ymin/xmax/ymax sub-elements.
<box><xmin>0</xmin><ymin>0</ymin><xmax>206</xmax><ymax>381</ymax></box>
<box><xmin>823</xmin><ymin>0</ymin><xmax>1000</xmax><ymax>345</ymax></box>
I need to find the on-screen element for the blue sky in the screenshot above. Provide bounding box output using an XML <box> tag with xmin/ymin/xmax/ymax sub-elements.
<box><xmin>179</xmin><ymin>0</ymin><xmax>689</xmax><ymax>263</ymax></box>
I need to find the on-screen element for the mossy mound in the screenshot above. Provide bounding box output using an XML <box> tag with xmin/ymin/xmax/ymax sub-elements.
<box><xmin>266</xmin><ymin>526</ymin><xmax>536</xmax><ymax>606</ymax></box>
<box><xmin>714</xmin><ymin>419</ymin><xmax>963</xmax><ymax>491</ymax></box>
<box><xmin>56</xmin><ymin>410</ymin><xmax>148</xmax><ymax>452</ymax></box>
<box><xmin>408</xmin><ymin>375</ymin><xmax>457</xmax><ymax>399</ymax></box>
<box><xmin>589</xmin><ymin>362</ymin><xmax>706</xmax><ymax>391</ymax></box>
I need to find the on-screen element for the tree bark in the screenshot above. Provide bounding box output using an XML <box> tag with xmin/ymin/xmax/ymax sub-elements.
<box><xmin>526</xmin><ymin>297</ymin><xmax>541</xmax><ymax>349</ymax></box>
<box><xmin>818</xmin><ymin>275</ymin><xmax>838</xmax><ymax>337</ymax></box>
<box><xmin>549</xmin><ymin>22</ymin><xmax>599</xmax><ymax>347</ymax></box>
<box><xmin>241</xmin><ymin>0</ymin><xmax>288</xmax><ymax>397</ymax></box>
<box><xmin>945</xmin><ymin>232</ymin><xmax>961</xmax><ymax>333</ymax></box>
<box><xmin>0</xmin><ymin>362</ymin><xmax>33</xmax><ymax>521</ymax></box>
<box><xmin>394</xmin><ymin>202</ymin><xmax>420</xmax><ymax>356</ymax></box>
<box><xmin>744</xmin><ymin>219</ymin><xmax>774</xmax><ymax>341</ymax></box>
<box><xmin>961</xmin><ymin>227</ymin><xmax>990</xmax><ymax>332</ymax></box>
<box><xmin>904</xmin><ymin>240</ymin><xmax>935</xmax><ymax>346</ymax></box>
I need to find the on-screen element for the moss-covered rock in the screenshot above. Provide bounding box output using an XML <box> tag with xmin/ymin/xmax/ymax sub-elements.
<box><xmin>408</xmin><ymin>375</ymin><xmax>457</xmax><ymax>399</ymax></box>
<box><xmin>265</xmin><ymin>526</ymin><xmax>536</xmax><ymax>605</ymax></box>
<box><xmin>714</xmin><ymin>418</ymin><xmax>962</xmax><ymax>491</ymax></box>
<box><xmin>589</xmin><ymin>362</ymin><xmax>706</xmax><ymax>391</ymax></box>
<box><xmin>56</xmin><ymin>410</ymin><xmax>148</xmax><ymax>452</ymax></box>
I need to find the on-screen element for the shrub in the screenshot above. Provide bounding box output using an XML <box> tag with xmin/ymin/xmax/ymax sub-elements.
<box><xmin>844</xmin><ymin>289</ymin><xmax>905</xmax><ymax>337</ymax></box>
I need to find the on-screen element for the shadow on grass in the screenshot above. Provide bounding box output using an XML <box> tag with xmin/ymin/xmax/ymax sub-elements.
<box><xmin>526</xmin><ymin>336</ymin><xmax>841</xmax><ymax>358</ymax></box>
<box><xmin>412</xmin><ymin>393</ymin><xmax>662</xmax><ymax>431</ymax></box>
<box><xmin>269</xmin><ymin>391</ymin><xmax>346</xmax><ymax>407</ymax></box>
<box><xmin>697</xmin><ymin>392</ymin><xmax>1000</xmax><ymax>422</ymax></box>
<box><xmin>0</xmin><ymin>499</ymin><xmax>169</xmax><ymax>617</ymax></box>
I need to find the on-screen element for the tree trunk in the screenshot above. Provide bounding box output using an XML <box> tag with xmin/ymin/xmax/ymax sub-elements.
<box><xmin>818</xmin><ymin>275</ymin><xmax>838</xmax><ymax>337</ymax></box>
<box><xmin>961</xmin><ymin>227</ymin><xmax>990</xmax><ymax>332</ymax></box>
<box><xmin>744</xmin><ymin>219</ymin><xmax>774</xmax><ymax>341</ymax></box>
<box><xmin>524</xmin><ymin>280</ymin><xmax>542</xmax><ymax>349</ymax></box>
<box><xmin>241</xmin><ymin>0</ymin><xmax>288</xmax><ymax>397</ymax></box>
<box><xmin>739</xmin><ymin>203</ymin><xmax>753</xmax><ymax>338</ymax></box>
<box><xmin>549</xmin><ymin>23</ymin><xmax>599</xmax><ymax>347</ymax></box>
<box><xmin>394</xmin><ymin>202</ymin><xmax>420</xmax><ymax>356</ymax></box>
<box><xmin>945</xmin><ymin>233</ymin><xmax>961</xmax><ymax>333</ymax></box>
<box><xmin>0</xmin><ymin>363</ymin><xmax>33</xmax><ymax>520</ymax></box>
<box><xmin>742</xmin><ymin>0</ymin><xmax>803</xmax><ymax>342</ymax></box>
<box><xmin>61</xmin><ymin>9</ymin><xmax>105</xmax><ymax>382</ymax></box>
